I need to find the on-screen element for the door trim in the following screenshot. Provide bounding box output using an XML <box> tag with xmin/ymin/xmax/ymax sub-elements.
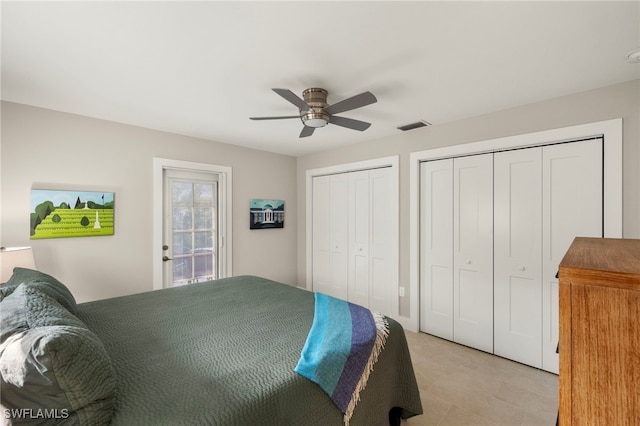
<box><xmin>305</xmin><ymin>156</ymin><xmax>399</xmax><ymax>320</ymax></box>
<box><xmin>408</xmin><ymin>118</ymin><xmax>623</xmax><ymax>332</ymax></box>
<box><xmin>153</xmin><ymin>158</ymin><xmax>232</xmax><ymax>290</ymax></box>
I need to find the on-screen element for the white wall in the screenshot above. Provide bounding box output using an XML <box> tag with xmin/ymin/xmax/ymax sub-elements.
<box><xmin>1</xmin><ymin>102</ymin><xmax>298</xmax><ymax>302</ymax></box>
<box><xmin>296</xmin><ymin>79</ymin><xmax>640</xmax><ymax>318</ymax></box>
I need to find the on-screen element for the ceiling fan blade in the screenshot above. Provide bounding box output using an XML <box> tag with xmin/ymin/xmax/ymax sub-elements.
<box><xmin>299</xmin><ymin>126</ymin><xmax>315</xmax><ymax>138</ymax></box>
<box><xmin>250</xmin><ymin>115</ymin><xmax>300</xmax><ymax>120</ymax></box>
<box><xmin>329</xmin><ymin>116</ymin><xmax>371</xmax><ymax>131</ymax></box>
<box><xmin>324</xmin><ymin>91</ymin><xmax>377</xmax><ymax>115</ymax></box>
<box><xmin>273</xmin><ymin>88</ymin><xmax>311</xmax><ymax>111</ymax></box>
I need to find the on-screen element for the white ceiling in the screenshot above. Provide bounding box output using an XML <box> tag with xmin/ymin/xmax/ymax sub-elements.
<box><xmin>2</xmin><ymin>1</ymin><xmax>639</xmax><ymax>157</ymax></box>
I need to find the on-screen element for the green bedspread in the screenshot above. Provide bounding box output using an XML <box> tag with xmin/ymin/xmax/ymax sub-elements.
<box><xmin>76</xmin><ymin>275</ymin><xmax>422</xmax><ymax>425</ymax></box>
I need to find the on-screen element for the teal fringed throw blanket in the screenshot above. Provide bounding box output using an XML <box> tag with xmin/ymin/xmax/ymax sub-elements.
<box><xmin>295</xmin><ymin>293</ymin><xmax>389</xmax><ymax>425</ymax></box>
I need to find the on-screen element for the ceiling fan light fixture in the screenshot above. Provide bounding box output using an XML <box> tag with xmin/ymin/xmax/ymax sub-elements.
<box><xmin>304</xmin><ymin>118</ymin><xmax>329</xmax><ymax>128</ymax></box>
<box><xmin>301</xmin><ymin>111</ymin><xmax>330</xmax><ymax>128</ymax></box>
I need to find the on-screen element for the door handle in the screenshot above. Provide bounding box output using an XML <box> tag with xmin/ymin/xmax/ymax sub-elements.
<box><xmin>162</xmin><ymin>256</ymin><xmax>172</xmax><ymax>262</ymax></box>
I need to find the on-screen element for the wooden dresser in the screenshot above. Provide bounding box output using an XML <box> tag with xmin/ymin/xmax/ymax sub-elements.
<box><xmin>558</xmin><ymin>237</ymin><xmax>640</xmax><ymax>425</ymax></box>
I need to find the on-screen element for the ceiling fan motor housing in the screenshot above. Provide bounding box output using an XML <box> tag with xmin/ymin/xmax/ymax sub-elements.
<box><xmin>301</xmin><ymin>88</ymin><xmax>330</xmax><ymax>128</ymax></box>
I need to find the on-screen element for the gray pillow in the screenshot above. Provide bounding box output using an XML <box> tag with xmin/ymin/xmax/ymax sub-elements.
<box><xmin>0</xmin><ymin>282</ymin><xmax>19</xmax><ymax>302</ymax></box>
<box><xmin>0</xmin><ymin>286</ymin><xmax>116</xmax><ymax>426</ymax></box>
<box><xmin>0</xmin><ymin>285</ymin><xmax>28</xmax><ymax>342</ymax></box>
<box><xmin>1</xmin><ymin>284</ymin><xmax>85</xmax><ymax>343</ymax></box>
<box><xmin>3</xmin><ymin>268</ymin><xmax>77</xmax><ymax>314</ymax></box>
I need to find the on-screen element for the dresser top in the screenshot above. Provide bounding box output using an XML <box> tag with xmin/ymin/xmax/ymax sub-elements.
<box><xmin>559</xmin><ymin>237</ymin><xmax>640</xmax><ymax>284</ymax></box>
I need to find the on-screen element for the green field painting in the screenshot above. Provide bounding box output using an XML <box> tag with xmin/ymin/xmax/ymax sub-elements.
<box><xmin>30</xmin><ymin>189</ymin><xmax>114</xmax><ymax>239</ymax></box>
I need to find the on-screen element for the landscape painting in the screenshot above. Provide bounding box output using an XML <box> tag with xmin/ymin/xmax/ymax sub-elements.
<box><xmin>249</xmin><ymin>199</ymin><xmax>284</xmax><ymax>229</ymax></box>
<box><xmin>30</xmin><ymin>189</ymin><xmax>115</xmax><ymax>239</ymax></box>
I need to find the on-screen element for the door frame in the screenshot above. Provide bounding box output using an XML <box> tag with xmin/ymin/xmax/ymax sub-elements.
<box><xmin>305</xmin><ymin>155</ymin><xmax>400</xmax><ymax>319</ymax></box>
<box><xmin>153</xmin><ymin>158</ymin><xmax>232</xmax><ymax>290</ymax></box>
<box><xmin>408</xmin><ymin>118</ymin><xmax>623</xmax><ymax>332</ymax></box>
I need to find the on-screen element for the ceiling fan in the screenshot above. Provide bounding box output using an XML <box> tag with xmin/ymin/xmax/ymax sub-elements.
<box><xmin>250</xmin><ymin>88</ymin><xmax>377</xmax><ymax>138</ymax></box>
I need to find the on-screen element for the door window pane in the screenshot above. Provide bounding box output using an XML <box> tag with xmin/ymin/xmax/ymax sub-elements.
<box><xmin>172</xmin><ymin>206</ymin><xmax>193</xmax><ymax>230</ymax></box>
<box><xmin>172</xmin><ymin>181</ymin><xmax>193</xmax><ymax>204</ymax></box>
<box><xmin>173</xmin><ymin>232</ymin><xmax>192</xmax><ymax>255</ymax></box>
<box><xmin>194</xmin><ymin>183</ymin><xmax>214</xmax><ymax>206</ymax></box>
<box><xmin>194</xmin><ymin>231</ymin><xmax>213</xmax><ymax>251</ymax></box>
<box><xmin>168</xmin><ymin>177</ymin><xmax>218</xmax><ymax>286</ymax></box>
<box><xmin>194</xmin><ymin>254</ymin><xmax>214</xmax><ymax>281</ymax></box>
<box><xmin>173</xmin><ymin>256</ymin><xmax>192</xmax><ymax>284</ymax></box>
<box><xmin>194</xmin><ymin>207</ymin><xmax>213</xmax><ymax>229</ymax></box>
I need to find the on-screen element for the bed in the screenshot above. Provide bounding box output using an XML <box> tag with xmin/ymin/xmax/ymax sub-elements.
<box><xmin>0</xmin><ymin>269</ymin><xmax>422</xmax><ymax>425</ymax></box>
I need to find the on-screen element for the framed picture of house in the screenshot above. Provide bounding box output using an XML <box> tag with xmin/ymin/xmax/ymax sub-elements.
<box><xmin>249</xmin><ymin>199</ymin><xmax>284</xmax><ymax>229</ymax></box>
<box><xmin>30</xmin><ymin>189</ymin><xmax>115</xmax><ymax>239</ymax></box>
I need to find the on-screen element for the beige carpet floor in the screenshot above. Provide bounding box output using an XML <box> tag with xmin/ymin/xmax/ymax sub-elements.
<box><xmin>403</xmin><ymin>331</ymin><xmax>558</xmax><ymax>425</ymax></box>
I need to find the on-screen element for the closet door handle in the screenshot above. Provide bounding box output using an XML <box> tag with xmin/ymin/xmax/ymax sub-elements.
<box><xmin>519</xmin><ymin>265</ymin><xmax>526</xmax><ymax>271</ymax></box>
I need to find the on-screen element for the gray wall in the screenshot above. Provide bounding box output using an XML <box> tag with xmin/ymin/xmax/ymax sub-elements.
<box><xmin>296</xmin><ymin>79</ymin><xmax>640</xmax><ymax>317</ymax></box>
<box><xmin>1</xmin><ymin>102</ymin><xmax>298</xmax><ymax>302</ymax></box>
<box><xmin>2</xmin><ymin>79</ymin><xmax>638</xmax><ymax>312</ymax></box>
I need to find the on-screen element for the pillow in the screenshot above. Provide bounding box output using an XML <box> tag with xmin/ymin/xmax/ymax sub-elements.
<box><xmin>0</xmin><ymin>285</ymin><xmax>117</xmax><ymax>426</ymax></box>
<box><xmin>0</xmin><ymin>326</ymin><xmax>117</xmax><ymax>426</ymax></box>
<box><xmin>3</xmin><ymin>268</ymin><xmax>77</xmax><ymax>314</ymax></box>
<box><xmin>0</xmin><ymin>285</ymin><xmax>28</xmax><ymax>343</ymax></box>
<box><xmin>1</xmin><ymin>284</ymin><xmax>85</xmax><ymax>343</ymax></box>
<box><xmin>0</xmin><ymin>282</ymin><xmax>19</xmax><ymax>303</ymax></box>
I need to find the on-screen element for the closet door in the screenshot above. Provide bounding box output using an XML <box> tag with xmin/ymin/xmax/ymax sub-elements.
<box><xmin>312</xmin><ymin>175</ymin><xmax>331</xmax><ymax>295</ymax></box>
<box><xmin>454</xmin><ymin>154</ymin><xmax>494</xmax><ymax>353</ymax></box>
<box><xmin>368</xmin><ymin>167</ymin><xmax>394</xmax><ymax>316</ymax></box>
<box><xmin>348</xmin><ymin>170</ymin><xmax>371</xmax><ymax>308</ymax></box>
<box><xmin>312</xmin><ymin>174</ymin><xmax>348</xmax><ymax>300</ymax></box>
<box><xmin>542</xmin><ymin>138</ymin><xmax>603</xmax><ymax>373</ymax></box>
<box><xmin>419</xmin><ymin>159</ymin><xmax>454</xmax><ymax>340</ymax></box>
<box><xmin>348</xmin><ymin>167</ymin><xmax>394</xmax><ymax>316</ymax></box>
<box><xmin>494</xmin><ymin>148</ymin><xmax>543</xmax><ymax>367</ymax></box>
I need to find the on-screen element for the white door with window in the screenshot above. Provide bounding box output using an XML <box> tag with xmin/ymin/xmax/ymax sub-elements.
<box><xmin>163</xmin><ymin>170</ymin><xmax>218</xmax><ymax>287</ymax></box>
<box><xmin>153</xmin><ymin>158</ymin><xmax>232</xmax><ymax>290</ymax></box>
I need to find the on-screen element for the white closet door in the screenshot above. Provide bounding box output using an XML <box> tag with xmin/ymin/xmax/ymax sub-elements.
<box><xmin>454</xmin><ymin>153</ymin><xmax>494</xmax><ymax>353</ymax></box>
<box><xmin>419</xmin><ymin>159</ymin><xmax>454</xmax><ymax>339</ymax></box>
<box><xmin>542</xmin><ymin>138</ymin><xmax>603</xmax><ymax>373</ymax></box>
<box><xmin>312</xmin><ymin>174</ymin><xmax>348</xmax><ymax>300</ymax></box>
<box><xmin>329</xmin><ymin>174</ymin><xmax>349</xmax><ymax>300</ymax></box>
<box><xmin>312</xmin><ymin>175</ymin><xmax>332</xmax><ymax>295</ymax></box>
<box><xmin>494</xmin><ymin>148</ymin><xmax>543</xmax><ymax>367</ymax></box>
<box><xmin>348</xmin><ymin>170</ymin><xmax>370</xmax><ymax>308</ymax></box>
<box><xmin>368</xmin><ymin>167</ymin><xmax>394</xmax><ymax>316</ymax></box>
<box><xmin>314</xmin><ymin>167</ymin><xmax>395</xmax><ymax>314</ymax></box>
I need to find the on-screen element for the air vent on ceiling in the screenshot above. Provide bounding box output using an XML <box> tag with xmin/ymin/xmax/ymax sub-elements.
<box><xmin>397</xmin><ymin>120</ymin><xmax>431</xmax><ymax>131</ymax></box>
<box><xmin>627</xmin><ymin>47</ymin><xmax>640</xmax><ymax>64</ymax></box>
